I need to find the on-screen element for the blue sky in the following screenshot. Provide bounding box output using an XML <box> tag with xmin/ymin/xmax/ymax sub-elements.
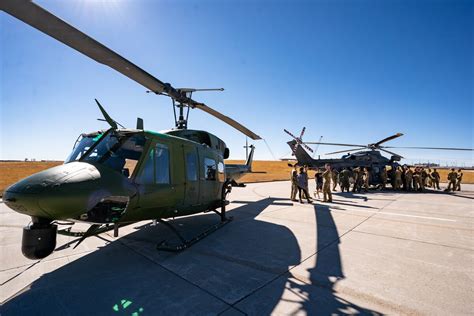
<box><xmin>1</xmin><ymin>0</ymin><xmax>473</xmax><ymax>165</ymax></box>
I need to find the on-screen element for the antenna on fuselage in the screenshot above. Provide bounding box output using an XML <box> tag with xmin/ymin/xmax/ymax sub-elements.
<box><xmin>95</xmin><ymin>99</ymin><xmax>125</xmax><ymax>129</ymax></box>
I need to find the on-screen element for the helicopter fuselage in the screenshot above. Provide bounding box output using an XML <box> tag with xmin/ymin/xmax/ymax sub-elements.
<box><xmin>288</xmin><ymin>140</ymin><xmax>400</xmax><ymax>184</ymax></box>
<box><xmin>4</xmin><ymin>129</ymin><xmax>236</xmax><ymax>224</ymax></box>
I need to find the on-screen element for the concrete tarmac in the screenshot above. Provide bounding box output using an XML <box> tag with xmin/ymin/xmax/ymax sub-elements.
<box><xmin>1</xmin><ymin>181</ymin><xmax>473</xmax><ymax>315</ymax></box>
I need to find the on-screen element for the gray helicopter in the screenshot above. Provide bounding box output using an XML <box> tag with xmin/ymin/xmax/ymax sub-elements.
<box><xmin>285</xmin><ymin>128</ymin><xmax>472</xmax><ymax>186</ymax></box>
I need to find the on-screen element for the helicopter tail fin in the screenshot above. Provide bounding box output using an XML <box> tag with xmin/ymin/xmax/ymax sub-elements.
<box><xmin>288</xmin><ymin>140</ymin><xmax>314</xmax><ymax>166</ymax></box>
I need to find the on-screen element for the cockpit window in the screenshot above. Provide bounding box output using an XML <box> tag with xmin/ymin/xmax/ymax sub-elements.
<box><xmin>80</xmin><ymin>131</ymin><xmax>146</xmax><ymax>177</ymax></box>
<box><xmin>65</xmin><ymin>133</ymin><xmax>103</xmax><ymax>163</ymax></box>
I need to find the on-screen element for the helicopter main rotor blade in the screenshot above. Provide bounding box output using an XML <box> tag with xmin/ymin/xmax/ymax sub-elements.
<box><xmin>305</xmin><ymin>142</ymin><xmax>367</xmax><ymax>147</ymax></box>
<box><xmin>383</xmin><ymin>146</ymin><xmax>473</xmax><ymax>151</ymax></box>
<box><xmin>373</xmin><ymin>133</ymin><xmax>404</xmax><ymax>147</ymax></box>
<box><xmin>191</xmin><ymin>103</ymin><xmax>261</xmax><ymax>140</ymax></box>
<box><xmin>1</xmin><ymin>0</ymin><xmax>261</xmax><ymax>140</ymax></box>
<box><xmin>379</xmin><ymin>148</ymin><xmax>404</xmax><ymax>158</ymax></box>
<box><xmin>0</xmin><ymin>0</ymin><xmax>167</xmax><ymax>94</ymax></box>
<box><xmin>325</xmin><ymin>148</ymin><xmax>366</xmax><ymax>155</ymax></box>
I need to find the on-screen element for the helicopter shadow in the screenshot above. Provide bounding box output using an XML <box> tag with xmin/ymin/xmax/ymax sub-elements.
<box><xmin>231</xmin><ymin>201</ymin><xmax>382</xmax><ymax>315</ymax></box>
<box><xmin>2</xmin><ymin>196</ymin><xmax>381</xmax><ymax>315</ymax></box>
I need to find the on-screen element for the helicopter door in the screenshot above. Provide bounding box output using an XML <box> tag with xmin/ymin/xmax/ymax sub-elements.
<box><xmin>135</xmin><ymin>141</ymin><xmax>175</xmax><ymax>213</ymax></box>
<box><xmin>183</xmin><ymin>146</ymin><xmax>200</xmax><ymax>206</ymax></box>
<box><xmin>200</xmin><ymin>151</ymin><xmax>220</xmax><ymax>204</ymax></box>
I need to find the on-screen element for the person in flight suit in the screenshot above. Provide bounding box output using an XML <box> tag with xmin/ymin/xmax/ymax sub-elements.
<box><xmin>445</xmin><ymin>168</ymin><xmax>458</xmax><ymax>192</ymax></box>
<box><xmin>322</xmin><ymin>164</ymin><xmax>333</xmax><ymax>202</ymax></box>
<box><xmin>290</xmin><ymin>165</ymin><xmax>298</xmax><ymax>201</ymax></box>
<box><xmin>431</xmin><ymin>168</ymin><xmax>440</xmax><ymax>190</ymax></box>
<box><xmin>455</xmin><ymin>169</ymin><xmax>463</xmax><ymax>191</ymax></box>
<box><xmin>405</xmin><ymin>167</ymin><xmax>413</xmax><ymax>191</ymax></box>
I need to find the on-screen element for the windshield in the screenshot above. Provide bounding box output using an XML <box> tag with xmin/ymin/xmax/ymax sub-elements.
<box><xmin>65</xmin><ymin>133</ymin><xmax>104</xmax><ymax>163</ymax></box>
<box><xmin>81</xmin><ymin>131</ymin><xmax>146</xmax><ymax>177</ymax></box>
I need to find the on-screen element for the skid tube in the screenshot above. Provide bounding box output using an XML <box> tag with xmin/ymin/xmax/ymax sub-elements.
<box><xmin>156</xmin><ymin>216</ymin><xmax>233</xmax><ymax>252</ymax></box>
<box><xmin>156</xmin><ymin>181</ymin><xmax>233</xmax><ymax>252</ymax></box>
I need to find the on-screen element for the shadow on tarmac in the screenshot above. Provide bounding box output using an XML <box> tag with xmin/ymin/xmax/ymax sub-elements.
<box><xmin>2</xmin><ymin>197</ymin><xmax>381</xmax><ymax>315</ymax></box>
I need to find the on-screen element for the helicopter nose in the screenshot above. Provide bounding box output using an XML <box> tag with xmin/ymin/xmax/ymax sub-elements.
<box><xmin>4</xmin><ymin>181</ymin><xmax>49</xmax><ymax>218</ymax></box>
<box><xmin>3</xmin><ymin>162</ymin><xmax>101</xmax><ymax>219</ymax></box>
<box><xmin>3</xmin><ymin>162</ymin><xmax>136</xmax><ymax>220</ymax></box>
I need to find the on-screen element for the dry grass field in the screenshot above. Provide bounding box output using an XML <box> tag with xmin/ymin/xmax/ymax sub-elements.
<box><xmin>1</xmin><ymin>160</ymin><xmax>472</xmax><ymax>195</ymax></box>
<box><xmin>0</xmin><ymin>161</ymin><xmax>63</xmax><ymax>195</ymax></box>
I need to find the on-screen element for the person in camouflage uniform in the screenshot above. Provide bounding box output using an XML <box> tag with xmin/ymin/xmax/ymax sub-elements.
<box><xmin>290</xmin><ymin>165</ymin><xmax>298</xmax><ymax>201</ymax></box>
<box><xmin>340</xmin><ymin>167</ymin><xmax>351</xmax><ymax>192</ymax></box>
<box><xmin>332</xmin><ymin>169</ymin><xmax>339</xmax><ymax>191</ymax></box>
<box><xmin>421</xmin><ymin>168</ymin><xmax>428</xmax><ymax>190</ymax></box>
<box><xmin>414</xmin><ymin>167</ymin><xmax>424</xmax><ymax>192</ymax></box>
<box><xmin>426</xmin><ymin>168</ymin><xmax>433</xmax><ymax>188</ymax></box>
<box><xmin>394</xmin><ymin>167</ymin><xmax>402</xmax><ymax>190</ymax></box>
<box><xmin>455</xmin><ymin>169</ymin><xmax>463</xmax><ymax>191</ymax></box>
<box><xmin>445</xmin><ymin>168</ymin><xmax>457</xmax><ymax>192</ymax></box>
<box><xmin>352</xmin><ymin>167</ymin><xmax>360</xmax><ymax>192</ymax></box>
<box><xmin>431</xmin><ymin>168</ymin><xmax>440</xmax><ymax>190</ymax></box>
<box><xmin>363</xmin><ymin>167</ymin><xmax>370</xmax><ymax>192</ymax></box>
<box><xmin>401</xmin><ymin>166</ymin><xmax>407</xmax><ymax>191</ymax></box>
<box><xmin>322</xmin><ymin>164</ymin><xmax>333</xmax><ymax>202</ymax></box>
<box><xmin>405</xmin><ymin>167</ymin><xmax>413</xmax><ymax>191</ymax></box>
<box><xmin>296</xmin><ymin>167</ymin><xmax>312</xmax><ymax>203</ymax></box>
<box><xmin>314</xmin><ymin>169</ymin><xmax>323</xmax><ymax>199</ymax></box>
<box><xmin>380</xmin><ymin>167</ymin><xmax>388</xmax><ymax>190</ymax></box>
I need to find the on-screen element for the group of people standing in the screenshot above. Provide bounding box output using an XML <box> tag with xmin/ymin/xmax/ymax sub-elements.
<box><xmin>291</xmin><ymin>164</ymin><xmax>333</xmax><ymax>203</ymax></box>
<box><xmin>290</xmin><ymin>164</ymin><xmax>465</xmax><ymax>203</ymax></box>
<box><xmin>386</xmin><ymin>166</ymin><xmax>463</xmax><ymax>192</ymax></box>
<box><xmin>324</xmin><ymin>167</ymin><xmax>371</xmax><ymax>193</ymax></box>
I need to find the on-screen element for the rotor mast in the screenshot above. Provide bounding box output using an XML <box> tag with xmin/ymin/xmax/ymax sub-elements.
<box><xmin>172</xmin><ymin>88</ymin><xmax>224</xmax><ymax>130</ymax></box>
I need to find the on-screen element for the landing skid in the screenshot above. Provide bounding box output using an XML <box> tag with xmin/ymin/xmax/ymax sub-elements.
<box><xmin>156</xmin><ymin>216</ymin><xmax>233</xmax><ymax>252</ymax></box>
<box><xmin>156</xmin><ymin>181</ymin><xmax>233</xmax><ymax>252</ymax></box>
